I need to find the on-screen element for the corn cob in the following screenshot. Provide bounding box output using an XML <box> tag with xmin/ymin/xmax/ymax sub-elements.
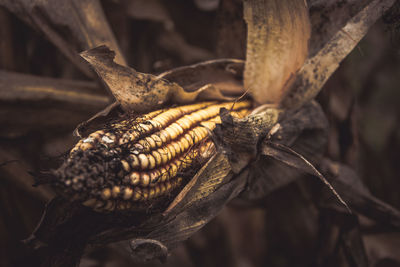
<box><xmin>54</xmin><ymin>101</ymin><xmax>251</xmax><ymax>212</ymax></box>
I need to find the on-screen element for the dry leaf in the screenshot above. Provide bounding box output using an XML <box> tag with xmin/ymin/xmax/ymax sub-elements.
<box><xmin>243</xmin><ymin>0</ymin><xmax>311</xmax><ymax>105</ymax></box>
<box><xmin>281</xmin><ymin>0</ymin><xmax>398</xmax><ymax>109</ymax></box>
<box><xmin>80</xmin><ymin>46</ymin><xmax>247</xmax><ymax>113</ymax></box>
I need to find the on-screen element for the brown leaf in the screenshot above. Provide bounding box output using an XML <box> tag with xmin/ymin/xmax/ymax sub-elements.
<box><xmin>320</xmin><ymin>160</ymin><xmax>400</xmax><ymax>229</ymax></box>
<box><xmin>241</xmin><ymin>101</ymin><xmax>328</xmax><ymax>200</ymax></box>
<box><xmin>213</xmin><ymin>107</ymin><xmax>280</xmax><ymax>173</ymax></box>
<box><xmin>243</xmin><ymin>0</ymin><xmax>311</xmax><ymax>105</ymax></box>
<box><xmin>308</xmin><ymin>0</ymin><xmax>371</xmax><ymax>57</ymax></box>
<box><xmin>80</xmin><ymin>46</ymin><xmax>249</xmax><ymax>113</ymax></box>
<box><xmin>80</xmin><ymin>45</ymin><xmax>203</xmax><ymax>113</ymax></box>
<box><xmin>158</xmin><ymin>59</ymin><xmax>245</xmax><ymax>96</ymax></box>
<box><xmin>281</xmin><ymin>0</ymin><xmax>398</xmax><ymax>109</ymax></box>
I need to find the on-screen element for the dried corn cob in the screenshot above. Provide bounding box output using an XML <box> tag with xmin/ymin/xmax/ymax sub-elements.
<box><xmin>54</xmin><ymin>101</ymin><xmax>251</xmax><ymax>212</ymax></box>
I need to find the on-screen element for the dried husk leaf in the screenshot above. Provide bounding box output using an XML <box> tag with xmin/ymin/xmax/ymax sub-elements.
<box><xmin>80</xmin><ymin>46</ymin><xmax>247</xmax><ymax>113</ymax></box>
<box><xmin>240</xmin><ymin>101</ymin><xmax>329</xmax><ymax>200</ymax></box>
<box><xmin>319</xmin><ymin>160</ymin><xmax>400</xmax><ymax>229</ymax></box>
<box><xmin>80</xmin><ymin>46</ymin><xmax>191</xmax><ymax>113</ymax></box>
<box><xmin>243</xmin><ymin>0</ymin><xmax>311</xmax><ymax>105</ymax></box>
<box><xmin>281</xmin><ymin>0</ymin><xmax>398</xmax><ymax>109</ymax></box>
<box><xmin>212</xmin><ymin>107</ymin><xmax>281</xmax><ymax>173</ymax></box>
<box><xmin>0</xmin><ymin>0</ymin><xmax>126</xmax><ymax>76</ymax></box>
<box><xmin>308</xmin><ymin>0</ymin><xmax>371</xmax><ymax>57</ymax></box>
<box><xmin>158</xmin><ymin>59</ymin><xmax>245</xmax><ymax>96</ymax></box>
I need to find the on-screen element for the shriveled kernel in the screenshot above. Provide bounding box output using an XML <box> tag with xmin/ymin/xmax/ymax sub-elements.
<box><xmin>83</xmin><ymin>198</ymin><xmax>97</xmax><ymax>207</ymax></box>
<box><xmin>80</xmin><ymin>142</ymin><xmax>93</xmax><ymax>151</ymax></box>
<box><xmin>121</xmin><ymin>160</ymin><xmax>130</xmax><ymax>172</ymax></box>
<box><xmin>147</xmin><ymin>154</ymin><xmax>156</xmax><ymax>169</ymax></box>
<box><xmin>138</xmin><ymin>139</ymin><xmax>151</xmax><ymax>151</ymax></box>
<box><xmin>133</xmin><ymin>143</ymin><xmax>144</xmax><ymax>152</ymax></box>
<box><xmin>123</xmin><ymin>188</ymin><xmax>133</xmax><ymax>200</ymax></box>
<box><xmin>101</xmin><ymin>188</ymin><xmax>111</xmax><ymax>200</ymax></box>
<box><xmin>112</xmin><ymin>186</ymin><xmax>121</xmax><ymax>198</ymax></box>
<box><xmin>118</xmin><ymin>202</ymin><xmax>127</xmax><ymax>210</ymax></box>
<box><xmin>141</xmin><ymin>188</ymin><xmax>149</xmax><ymax>200</ymax></box>
<box><xmin>171</xmin><ymin>142</ymin><xmax>181</xmax><ymax>155</ymax></box>
<box><xmin>160</xmin><ymin>167</ymin><xmax>169</xmax><ymax>182</ymax></box>
<box><xmin>158</xmin><ymin>147</ymin><xmax>169</xmax><ymax>165</ymax></box>
<box><xmin>192</xmin><ymin>112</ymin><xmax>202</xmax><ymax>122</ymax></box>
<box><xmin>159</xmin><ymin>130</ymin><xmax>170</xmax><ymax>143</ymax></box>
<box><xmin>160</xmin><ymin>184</ymin><xmax>167</xmax><ymax>194</ymax></box>
<box><xmin>184</xmin><ymin>133</ymin><xmax>194</xmax><ymax>147</ymax></box>
<box><xmin>141</xmin><ymin>173</ymin><xmax>150</xmax><ymax>187</ymax></box>
<box><xmin>129</xmin><ymin>155</ymin><xmax>140</xmax><ymax>169</ymax></box>
<box><xmin>154</xmin><ymin>185</ymin><xmax>161</xmax><ymax>197</ymax></box>
<box><xmin>129</xmin><ymin>172</ymin><xmax>140</xmax><ymax>185</ymax></box>
<box><xmin>165</xmin><ymin>181</ymin><xmax>172</xmax><ymax>191</ymax></box>
<box><xmin>178</xmin><ymin>117</ymin><xmax>191</xmax><ymax>130</ymax></box>
<box><xmin>150</xmin><ymin>134</ymin><xmax>162</xmax><ymax>147</ymax></box>
<box><xmin>103</xmin><ymin>201</ymin><xmax>115</xmax><ymax>211</ymax></box>
<box><xmin>166</xmin><ymin>143</ymin><xmax>176</xmax><ymax>159</ymax></box>
<box><xmin>150</xmin><ymin>170</ymin><xmax>160</xmax><ymax>183</ymax></box>
<box><xmin>138</xmin><ymin>154</ymin><xmax>149</xmax><ymax>169</ymax></box>
<box><xmin>168</xmin><ymin>163</ymin><xmax>178</xmax><ymax>178</ymax></box>
<box><xmin>132</xmin><ymin>188</ymin><xmax>142</xmax><ymax>201</ymax></box>
<box><xmin>145</xmin><ymin>136</ymin><xmax>157</xmax><ymax>149</ymax></box>
<box><xmin>102</xmin><ymin>133</ymin><xmax>116</xmax><ymax>144</ymax></box>
<box><xmin>149</xmin><ymin>188</ymin><xmax>156</xmax><ymax>199</ymax></box>
<box><xmin>151</xmin><ymin>150</ymin><xmax>162</xmax><ymax>165</ymax></box>
<box><xmin>94</xmin><ymin>200</ymin><xmax>105</xmax><ymax>210</ymax></box>
<box><xmin>166</xmin><ymin>126</ymin><xmax>179</xmax><ymax>139</ymax></box>
<box><xmin>138</xmin><ymin>123</ymin><xmax>152</xmax><ymax>132</ymax></box>
<box><xmin>171</xmin><ymin>123</ymin><xmax>184</xmax><ymax>135</ymax></box>
<box><xmin>179</xmin><ymin>137</ymin><xmax>190</xmax><ymax>151</ymax></box>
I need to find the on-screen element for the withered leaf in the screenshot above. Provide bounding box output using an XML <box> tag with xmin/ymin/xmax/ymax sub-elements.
<box><xmin>240</xmin><ymin>101</ymin><xmax>328</xmax><ymax>200</ymax></box>
<box><xmin>80</xmin><ymin>46</ymin><xmax>249</xmax><ymax>113</ymax></box>
<box><xmin>281</xmin><ymin>0</ymin><xmax>398</xmax><ymax>109</ymax></box>
<box><xmin>262</xmin><ymin>142</ymin><xmax>350</xmax><ymax>212</ymax></box>
<box><xmin>80</xmin><ymin>46</ymin><xmax>203</xmax><ymax>113</ymax></box>
<box><xmin>308</xmin><ymin>0</ymin><xmax>371</xmax><ymax>57</ymax></box>
<box><xmin>243</xmin><ymin>0</ymin><xmax>311</xmax><ymax>105</ymax></box>
<box><xmin>319</xmin><ymin>160</ymin><xmax>400</xmax><ymax>230</ymax></box>
<box><xmin>213</xmin><ymin>107</ymin><xmax>280</xmax><ymax>173</ymax></box>
<box><xmin>142</xmin><ymin>154</ymin><xmax>248</xmax><ymax>250</ymax></box>
<box><xmin>158</xmin><ymin>59</ymin><xmax>245</xmax><ymax>96</ymax></box>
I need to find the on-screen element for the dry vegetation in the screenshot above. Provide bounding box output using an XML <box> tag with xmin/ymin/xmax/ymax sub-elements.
<box><xmin>0</xmin><ymin>0</ymin><xmax>399</xmax><ymax>267</ymax></box>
